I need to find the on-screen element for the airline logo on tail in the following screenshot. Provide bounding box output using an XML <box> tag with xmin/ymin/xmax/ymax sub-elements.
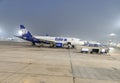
<box><xmin>19</xmin><ymin>25</ymin><xmax>28</xmax><ymax>35</ymax></box>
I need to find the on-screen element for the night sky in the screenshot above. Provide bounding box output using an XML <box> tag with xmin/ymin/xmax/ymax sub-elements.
<box><xmin>0</xmin><ymin>0</ymin><xmax>120</xmax><ymax>43</ymax></box>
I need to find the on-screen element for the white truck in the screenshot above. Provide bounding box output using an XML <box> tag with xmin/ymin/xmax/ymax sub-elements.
<box><xmin>80</xmin><ymin>44</ymin><xmax>109</xmax><ymax>54</ymax></box>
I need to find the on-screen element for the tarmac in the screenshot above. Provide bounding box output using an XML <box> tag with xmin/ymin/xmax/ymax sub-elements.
<box><xmin>0</xmin><ymin>41</ymin><xmax>120</xmax><ymax>83</ymax></box>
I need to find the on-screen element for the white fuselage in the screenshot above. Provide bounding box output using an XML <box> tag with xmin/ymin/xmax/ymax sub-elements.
<box><xmin>34</xmin><ymin>36</ymin><xmax>85</xmax><ymax>46</ymax></box>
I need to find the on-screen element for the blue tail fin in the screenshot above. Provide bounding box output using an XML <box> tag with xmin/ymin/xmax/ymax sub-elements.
<box><xmin>19</xmin><ymin>25</ymin><xmax>32</xmax><ymax>38</ymax></box>
<box><xmin>20</xmin><ymin>25</ymin><xmax>25</xmax><ymax>29</ymax></box>
<box><xmin>16</xmin><ymin>25</ymin><xmax>40</xmax><ymax>44</ymax></box>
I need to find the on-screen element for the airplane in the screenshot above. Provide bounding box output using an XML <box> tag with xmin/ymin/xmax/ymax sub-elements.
<box><xmin>15</xmin><ymin>25</ymin><xmax>85</xmax><ymax>48</ymax></box>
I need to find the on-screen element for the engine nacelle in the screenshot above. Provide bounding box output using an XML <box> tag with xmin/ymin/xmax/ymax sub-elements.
<box><xmin>55</xmin><ymin>43</ymin><xmax>63</xmax><ymax>47</ymax></box>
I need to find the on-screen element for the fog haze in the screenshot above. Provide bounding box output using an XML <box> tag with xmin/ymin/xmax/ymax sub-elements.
<box><xmin>0</xmin><ymin>0</ymin><xmax>120</xmax><ymax>43</ymax></box>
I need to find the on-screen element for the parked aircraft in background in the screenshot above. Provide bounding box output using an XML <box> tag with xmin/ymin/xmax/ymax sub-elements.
<box><xmin>15</xmin><ymin>25</ymin><xmax>85</xmax><ymax>48</ymax></box>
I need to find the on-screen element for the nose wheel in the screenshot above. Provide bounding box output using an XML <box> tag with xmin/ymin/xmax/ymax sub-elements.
<box><xmin>67</xmin><ymin>42</ymin><xmax>71</xmax><ymax>49</ymax></box>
